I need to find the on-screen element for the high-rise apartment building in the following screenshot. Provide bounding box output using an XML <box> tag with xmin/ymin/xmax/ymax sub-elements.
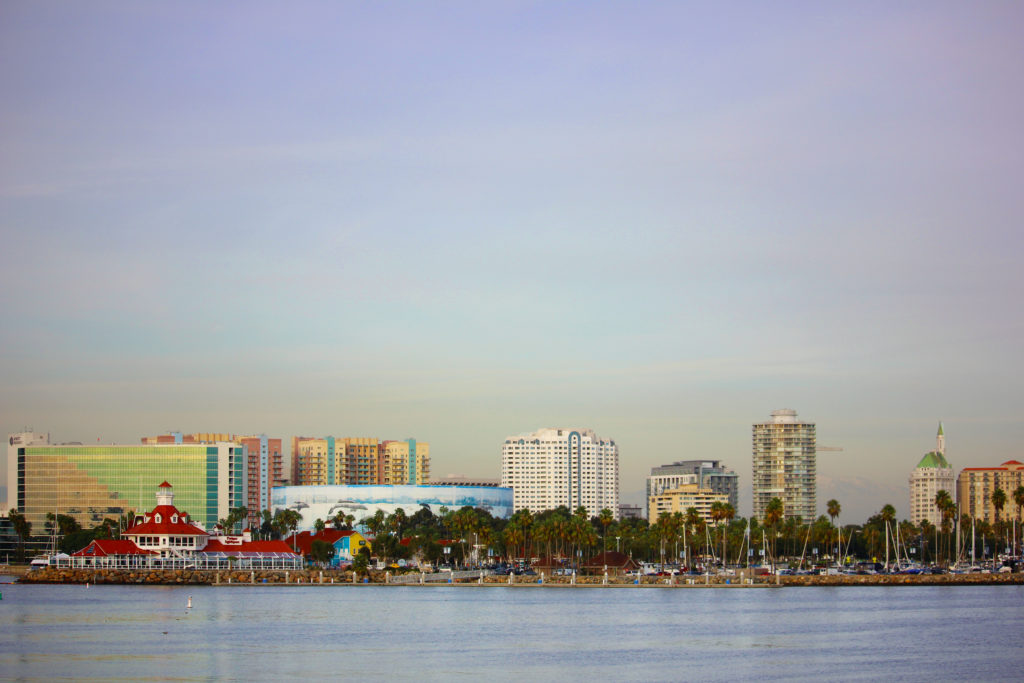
<box><xmin>237</xmin><ymin>435</ymin><xmax>284</xmax><ymax>526</ymax></box>
<box><xmin>381</xmin><ymin>439</ymin><xmax>430</xmax><ymax>485</ymax></box>
<box><xmin>646</xmin><ymin>460</ymin><xmax>738</xmax><ymax>517</ymax></box>
<box><xmin>293</xmin><ymin>437</ymin><xmax>430</xmax><ymax>487</ymax></box>
<box><xmin>909</xmin><ymin>423</ymin><xmax>954</xmax><ymax>526</ymax></box>
<box><xmin>7</xmin><ymin>435</ymin><xmax>244</xmax><ymax>530</ymax></box>
<box><xmin>501</xmin><ymin>427</ymin><xmax>619</xmax><ymax>518</ymax></box>
<box><xmin>956</xmin><ymin>460</ymin><xmax>1024</xmax><ymax>526</ymax></box>
<box><xmin>752</xmin><ymin>409</ymin><xmax>816</xmax><ymax>521</ymax></box>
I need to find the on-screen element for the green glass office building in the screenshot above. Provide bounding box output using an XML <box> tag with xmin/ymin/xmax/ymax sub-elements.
<box><xmin>9</xmin><ymin>442</ymin><xmax>245</xmax><ymax>531</ymax></box>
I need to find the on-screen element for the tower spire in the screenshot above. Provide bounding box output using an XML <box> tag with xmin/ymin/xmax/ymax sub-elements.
<box><xmin>936</xmin><ymin>422</ymin><xmax>945</xmax><ymax>455</ymax></box>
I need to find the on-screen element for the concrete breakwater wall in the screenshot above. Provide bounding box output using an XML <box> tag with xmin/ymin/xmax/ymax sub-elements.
<box><xmin>18</xmin><ymin>567</ymin><xmax>1024</xmax><ymax>587</ymax></box>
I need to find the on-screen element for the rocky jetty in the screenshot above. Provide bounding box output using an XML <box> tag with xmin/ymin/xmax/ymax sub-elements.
<box><xmin>18</xmin><ymin>567</ymin><xmax>1024</xmax><ymax>587</ymax></box>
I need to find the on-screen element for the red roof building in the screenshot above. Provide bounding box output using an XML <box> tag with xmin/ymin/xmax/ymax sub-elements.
<box><xmin>284</xmin><ymin>529</ymin><xmax>370</xmax><ymax>565</ymax></box>
<box><xmin>66</xmin><ymin>482</ymin><xmax>302</xmax><ymax>570</ymax></box>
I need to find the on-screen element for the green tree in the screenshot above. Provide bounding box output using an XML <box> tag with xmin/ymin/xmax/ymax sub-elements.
<box><xmin>314</xmin><ymin>518</ymin><xmax>326</xmax><ymax>535</ymax></box>
<box><xmin>992</xmin><ymin>488</ymin><xmax>1007</xmax><ymax>539</ymax></box>
<box><xmin>353</xmin><ymin>546</ymin><xmax>371</xmax><ymax>577</ymax></box>
<box><xmin>1014</xmin><ymin>486</ymin><xmax>1024</xmax><ymax>556</ymax></box>
<box><xmin>934</xmin><ymin>490</ymin><xmax>954</xmax><ymax>565</ymax></box>
<box><xmin>310</xmin><ymin>539</ymin><xmax>334</xmax><ymax>566</ymax></box>
<box><xmin>8</xmin><ymin>509</ymin><xmax>32</xmax><ymax>561</ymax></box>
<box><xmin>763</xmin><ymin>498</ymin><xmax>784</xmax><ymax>568</ymax></box>
<box><xmin>598</xmin><ymin>508</ymin><xmax>615</xmax><ymax>557</ymax></box>
<box><xmin>879</xmin><ymin>504</ymin><xmax>896</xmax><ymax>567</ymax></box>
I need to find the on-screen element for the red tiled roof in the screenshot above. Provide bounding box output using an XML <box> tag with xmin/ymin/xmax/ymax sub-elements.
<box><xmin>158</xmin><ymin>481</ymin><xmax>172</xmax><ymax>488</ymax></box>
<box><xmin>123</xmin><ymin>505</ymin><xmax>208</xmax><ymax>536</ymax></box>
<box><xmin>1001</xmin><ymin>460</ymin><xmax>1023</xmax><ymax>466</ymax></box>
<box><xmin>284</xmin><ymin>529</ymin><xmax>360</xmax><ymax>555</ymax></box>
<box><xmin>72</xmin><ymin>539</ymin><xmax>156</xmax><ymax>557</ymax></box>
<box><xmin>204</xmin><ymin>539</ymin><xmax>298</xmax><ymax>555</ymax></box>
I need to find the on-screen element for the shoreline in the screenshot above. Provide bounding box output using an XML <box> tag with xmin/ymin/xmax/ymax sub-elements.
<box><xmin>15</xmin><ymin>566</ymin><xmax>1024</xmax><ymax>587</ymax></box>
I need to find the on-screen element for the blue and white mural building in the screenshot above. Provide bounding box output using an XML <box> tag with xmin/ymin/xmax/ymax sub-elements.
<box><xmin>271</xmin><ymin>484</ymin><xmax>514</xmax><ymax>532</ymax></box>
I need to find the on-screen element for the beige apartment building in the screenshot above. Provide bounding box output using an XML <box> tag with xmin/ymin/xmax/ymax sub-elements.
<box><xmin>293</xmin><ymin>437</ymin><xmax>429</xmax><ymax>486</ymax></box>
<box><xmin>956</xmin><ymin>460</ymin><xmax>1024</xmax><ymax>526</ymax></box>
<box><xmin>648</xmin><ymin>483</ymin><xmax>728</xmax><ymax>523</ymax></box>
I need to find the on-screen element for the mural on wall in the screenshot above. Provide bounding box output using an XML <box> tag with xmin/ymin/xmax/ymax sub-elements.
<box><xmin>271</xmin><ymin>484</ymin><xmax>514</xmax><ymax>531</ymax></box>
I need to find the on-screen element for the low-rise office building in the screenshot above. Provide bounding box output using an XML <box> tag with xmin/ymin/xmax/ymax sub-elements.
<box><xmin>648</xmin><ymin>483</ymin><xmax>728</xmax><ymax>522</ymax></box>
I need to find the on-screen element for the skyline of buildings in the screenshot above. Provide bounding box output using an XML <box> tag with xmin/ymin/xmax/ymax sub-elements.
<box><xmin>501</xmin><ymin>428</ymin><xmax>619</xmax><ymax>519</ymax></box>
<box><xmin>752</xmin><ymin>409</ymin><xmax>817</xmax><ymax>521</ymax></box>
<box><xmin>4</xmin><ymin>418</ymin><xmax>1022</xmax><ymax>532</ymax></box>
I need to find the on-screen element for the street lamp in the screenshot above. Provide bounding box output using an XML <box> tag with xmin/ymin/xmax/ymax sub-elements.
<box><xmin>616</xmin><ymin>536</ymin><xmax>621</xmax><ymax>553</ymax></box>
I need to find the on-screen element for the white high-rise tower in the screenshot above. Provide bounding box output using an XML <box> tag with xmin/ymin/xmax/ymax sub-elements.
<box><xmin>501</xmin><ymin>428</ymin><xmax>619</xmax><ymax>518</ymax></box>
<box><xmin>752</xmin><ymin>409</ymin><xmax>816</xmax><ymax>521</ymax></box>
<box><xmin>909</xmin><ymin>423</ymin><xmax>954</xmax><ymax>526</ymax></box>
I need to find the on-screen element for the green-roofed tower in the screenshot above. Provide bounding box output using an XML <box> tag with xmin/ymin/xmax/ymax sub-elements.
<box><xmin>909</xmin><ymin>423</ymin><xmax>954</xmax><ymax>527</ymax></box>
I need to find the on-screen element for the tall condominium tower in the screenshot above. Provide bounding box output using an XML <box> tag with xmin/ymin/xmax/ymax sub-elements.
<box><xmin>752</xmin><ymin>409</ymin><xmax>816</xmax><ymax>521</ymax></box>
<box><xmin>501</xmin><ymin>428</ymin><xmax>619</xmax><ymax>518</ymax></box>
<box><xmin>908</xmin><ymin>423</ymin><xmax>954</xmax><ymax>526</ymax></box>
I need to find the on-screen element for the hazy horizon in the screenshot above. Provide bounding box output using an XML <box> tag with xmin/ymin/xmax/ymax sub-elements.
<box><xmin>2</xmin><ymin>3</ymin><xmax>1022</xmax><ymax>523</ymax></box>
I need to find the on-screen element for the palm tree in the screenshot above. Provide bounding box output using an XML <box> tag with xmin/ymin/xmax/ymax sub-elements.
<box><xmin>598</xmin><ymin>508</ymin><xmax>615</xmax><ymax>558</ymax></box>
<box><xmin>879</xmin><ymin>504</ymin><xmax>896</xmax><ymax>568</ymax></box>
<box><xmin>763</xmin><ymin>498</ymin><xmax>784</xmax><ymax>568</ymax></box>
<box><xmin>934</xmin><ymin>490</ymin><xmax>953</xmax><ymax>564</ymax></box>
<box><xmin>8</xmin><ymin>509</ymin><xmax>32</xmax><ymax>561</ymax></box>
<box><xmin>992</xmin><ymin>488</ymin><xmax>1007</xmax><ymax>544</ymax></box>
<box><xmin>683</xmin><ymin>507</ymin><xmax>702</xmax><ymax>568</ymax></box>
<box><xmin>826</xmin><ymin>499</ymin><xmax>841</xmax><ymax>560</ymax></box>
<box><xmin>719</xmin><ymin>504</ymin><xmax>735</xmax><ymax>566</ymax></box>
<box><xmin>1014</xmin><ymin>486</ymin><xmax>1024</xmax><ymax>556</ymax></box>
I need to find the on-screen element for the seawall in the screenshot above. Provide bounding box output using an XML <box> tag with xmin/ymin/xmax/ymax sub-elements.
<box><xmin>18</xmin><ymin>567</ymin><xmax>1024</xmax><ymax>587</ymax></box>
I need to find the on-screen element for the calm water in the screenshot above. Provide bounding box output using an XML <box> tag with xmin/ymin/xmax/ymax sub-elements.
<box><xmin>1</xmin><ymin>579</ymin><xmax>1021</xmax><ymax>682</ymax></box>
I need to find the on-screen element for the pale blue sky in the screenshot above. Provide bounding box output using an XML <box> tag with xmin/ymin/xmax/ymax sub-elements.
<box><xmin>2</xmin><ymin>2</ymin><xmax>1022</xmax><ymax>521</ymax></box>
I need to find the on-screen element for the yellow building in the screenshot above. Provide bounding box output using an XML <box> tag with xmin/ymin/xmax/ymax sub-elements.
<box><xmin>291</xmin><ymin>436</ymin><xmax>431</xmax><ymax>487</ymax></box>
<box><xmin>295</xmin><ymin>438</ymin><xmax>331</xmax><ymax>485</ymax></box>
<box><xmin>648</xmin><ymin>483</ymin><xmax>728</xmax><ymax>523</ymax></box>
<box><xmin>381</xmin><ymin>440</ymin><xmax>431</xmax><ymax>485</ymax></box>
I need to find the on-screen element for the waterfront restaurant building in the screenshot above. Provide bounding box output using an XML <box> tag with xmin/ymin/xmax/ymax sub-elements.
<box><xmin>67</xmin><ymin>482</ymin><xmax>301</xmax><ymax>570</ymax></box>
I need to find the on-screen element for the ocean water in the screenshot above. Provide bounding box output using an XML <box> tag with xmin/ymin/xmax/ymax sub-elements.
<box><xmin>1</xmin><ymin>581</ymin><xmax>1021</xmax><ymax>682</ymax></box>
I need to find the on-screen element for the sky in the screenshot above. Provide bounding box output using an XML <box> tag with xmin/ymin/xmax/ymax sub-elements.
<box><xmin>2</xmin><ymin>2</ymin><xmax>1022</xmax><ymax>522</ymax></box>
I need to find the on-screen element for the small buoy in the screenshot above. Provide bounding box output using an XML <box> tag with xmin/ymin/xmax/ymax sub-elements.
<box><xmin>187</xmin><ymin>596</ymin><xmax>193</xmax><ymax>609</ymax></box>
